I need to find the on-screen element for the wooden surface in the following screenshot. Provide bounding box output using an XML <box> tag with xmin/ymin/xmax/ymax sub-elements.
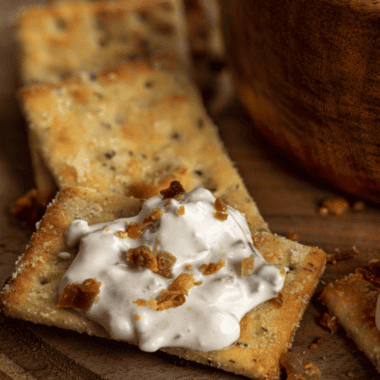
<box><xmin>1</xmin><ymin>1</ymin><xmax>380</xmax><ymax>379</ymax></box>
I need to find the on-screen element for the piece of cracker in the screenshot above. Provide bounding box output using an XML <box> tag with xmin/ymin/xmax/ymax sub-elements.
<box><xmin>320</xmin><ymin>264</ymin><xmax>380</xmax><ymax>373</ymax></box>
<box><xmin>17</xmin><ymin>0</ymin><xmax>191</xmax><ymax>85</ymax></box>
<box><xmin>1</xmin><ymin>186</ymin><xmax>326</xmax><ymax>380</ymax></box>
<box><xmin>19</xmin><ymin>56</ymin><xmax>268</xmax><ymax>233</ymax></box>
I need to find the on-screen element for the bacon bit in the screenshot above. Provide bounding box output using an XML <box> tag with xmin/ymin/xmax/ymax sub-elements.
<box><xmin>326</xmin><ymin>247</ymin><xmax>359</xmax><ymax>263</ymax></box>
<box><xmin>115</xmin><ymin>231</ymin><xmax>129</xmax><ymax>239</ymax></box>
<box><xmin>56</xmin><ymin>278</ymin><xmax>101</xmax><ymax>311</ymax></box>
<box><xmin>156</xmin><ymin>251</ymin><xmax>177</xmax><ymax>279</ymax></box>
<box><xmin>126</xmin><ymin>246</ymin><xmax>158</xmax><ymax>272</ymax></box>
<box><xmin>134</xmin><ymin>314</ymin><xmax>141</xmax><ymax>321</ymax></box>
<box><xmin>126</xmin><ymin>221</ymin><xmax>147</xmax><ymax>239</ymax></box>
<box><xmin>280</xmin><ymin>352</ymin><xmax>321</xmax><ymax>380</ymax></box>
<box><xmin>241</xmin><ymin>254</ymin><xmax>255</xmax><ymax>277</ymax></box>
<box><xmin>199</xmin><ymin>259</ymin><xmax>226</xmax><ymax>275</ymax></box>
<box><xmin>143</xmin><ymin>208</ymin><xmax>164</xmax><ymax>223</ymax></box>
<box><xmin>319</xmin><ymin>312</ymin><xmax>340</xmax><ymax>333</ymax></box>
<box><xmin>176</xmin><ymin>205</ymin><xmax>185</xmax><ymax>216</ymax></box>
<box><xmin>355</xmin><ymin>261</ymin><xmax>380</xmax><ymax>288</ymax></box>
<box><xmin>271</xmin><ymin>293</ymin><xmax>284</xmax><ymax>308</ymax></box>
<box><xmin>318</xmin><ymin>198</ymin><xmax>349</xmax><ymax>216</ymax></box>
<box><xmin>309</xmin><ymin>336</ymin><xmax>323</xmax><ymax>350</ymax></box>
<box><xmin>214</xmin><ymin>198</ymin><xmax>227</xmax><ymax>212</ymax></box>
<box><xmin>285</xmin><ymin>230</ymin><xmax>298</xmax><ymax>242</ymax></box>
<box><xmin>184</xmin><ymin>264</ymin><xmax>193</xmax><ymax>271</ymax></box>
<box><xmin>160</xmin><ymin>180</ymin><xmax>185</xmax><ymax>199</ymax></box>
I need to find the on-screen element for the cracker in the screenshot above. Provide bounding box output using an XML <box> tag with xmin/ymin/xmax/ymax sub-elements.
<box><xmin>19</xmin><ymin>57</ymin><xmax>268</xmax><ymax>233</ymax></box>
<box><xmin>17</xmin><ymin>0</ymin><xmax>190</xmax><ymax>85</ymax></box>
<box><xmin>320</xmin><ymin>263</ymin><xmax>380</xmax><ymax>373</ymax></box>
<box><xmin>1</xmin><ymin>186</ymin><xmax>326</xmax><ymax>379</ymax></box>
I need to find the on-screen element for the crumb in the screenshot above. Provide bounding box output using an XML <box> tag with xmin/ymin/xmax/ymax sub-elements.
<box><xmin>184</xmin><ymin>264</ymin><xmax>193</xmax><ymax>270</ymax></box>
<box><xmin>176</xmin><ymin>205</ymin><xmax>185</xmax><ymax>216</ymax></box>
<box><xmin>143</xmin><ymin>208</ymin><xmax>164</xmax><ymax>223</ymax></box>
<box><xmin>126</xmin><ymin>221</ymin><xmax>147</xmax><ymax>239</ymax></box>
<box><xmin>126</xmin><ymin>246</ymin><xmax>158</xmax><ymax>272</ymax></box>
<box><xmin>156</xmin><ymin>251</ymin><xmax>177</xmax><ymax>279</ymax></box>
<box><xmin>134</xmin><ymin>314</ymin><xmax>141</xmax><ymax>321</ymax></box>
<box><xmin>103</xmin><ymin>226</ymin><xmax>110</xmax><ymax>232</ymax></box>
<box><xmin>115</xmin><ymin>231</ymin><xmax>129</xmax><ymax>239</ymax></box>
<box><xmin>355</xmin><ymin>261</ymin><xmax>380</xmax><ymax>288</ymax></box>
<box><xmin>285</xmin><ymin>231</ymin><xmax>298</xmax><ymax>242</ymax></box>
<box><xmin>326</xmin><ymin>248</ymin><xmax>359</xmax><ymax>263</ymax></box>
<box><xmin>319</xmin><ymin>312</ymin><xmax>340</xmax><ymax>333</ymax></box>
<box><xmin>174</xmin><ymin>193</ymin><xmax>185</xmax><ymax>202</ymax></box>
<box><xmin>214</xmin><ymin>198</ymin><xmax>228</xmax><ymax>221</ymax></box>
<box><xmin>309</xmin><ymin>336</ymin><xmax>323</xmax><ymax>350</ymax></box>
<box><xmin>318</xmin><ymin>198</ymin><xmax>349</xmax><ymax>216</ymax></box>
<box><xmin>56</xmin><ymin>278</ymin><xmax>101</xmax><ymax>311</ymax></box>
<box><xmin>199</xmin><ymin>259</ymin><xmax>226</xmax><ymax>275</ymax></box>
<box><xmin>241</xmin><ymin>254</ymin><xmax>254</xmax><ymax>276</ymax></box>
<box><xmin>279</xmin><ymin>265</ymin><xmax>286</xmax><ymax>277</ymax></box>
<box><xmin>352</xmin><ymin>200</ymin><xmax>365</xmax><ymax>211</ymax></box>
<box><xmin>194</xmin><ymin>281</ymin><xmax>203</xmax><ymax>286</ymax></box>
<box><xmin>160</xmin><ymin>180</ymin><xmax>185</xmax><ymax>199</ymax></box>
<box><xmin>280</xmin><ymin>352</ymin><xmax>321</xmax><ymax>380</ymax></box>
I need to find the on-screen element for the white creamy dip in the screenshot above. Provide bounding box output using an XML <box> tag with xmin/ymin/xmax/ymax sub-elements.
<box><xmin>58</xmin><ymin>187</ymin><xmax>286</xmax><ymax>352</ymax></box>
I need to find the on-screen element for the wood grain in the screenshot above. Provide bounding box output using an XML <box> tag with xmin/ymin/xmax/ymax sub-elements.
<box><xmin>220</xmin><ymin>0</ymin><xmax>380</xmax><ymax>205</ymax></box>
<box><xmin>1</xmin><ymin>1</ymin><xmax>380</xmax><ymax>379</ymax></box>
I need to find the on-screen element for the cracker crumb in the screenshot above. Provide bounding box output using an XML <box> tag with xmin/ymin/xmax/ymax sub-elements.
<box><xmin>285</xmin><ymin>230</ymin><xmax>298</xmax><ymax>242</ymax></box>
<box><xmin>156</xmin><ymin>251</ymin><xmax>177</xmax><ymax>279</ymax></box>
<box><xmin>309</xmin><ymin>336</ymin><xmax>323</xmax><ymax>350</ymax></box>
<box><xmin>319</xmin><ymin>312</ymin><xmax>340</xmax><ymax>333</ymax></box>
<box><xmin>214</xmin><ymin>198</ymin><xmax>228</xmax><ymax>221</ymax></box>
<box><xmin>327</xmin><ymin>248</ymin><xmax>359</xmax><ymax>263</ymax></box>
<box><xmin>214</xmin><ymin>211</ymin><xmax>228</xmax><ymax>221</ymax></box>
<box><xmin>115</xmin><ymin>231</ymin><xmax>128</xmax><ymax>240</ymax></box>
<box><xmin>279</xmin><ymin>265</ymin><xmax>286</xmax><ymax>277</ymax></box>
<box><xmin>160</xmin><ymin>180</ymin><xmax>185</xmax><ymax>199</ymax></box>
<box><xmin>143</xmin><ymin>208</ymin><xmax>164</xmax><ymax>223</ymax></box>
<box><xmin>355</xmin><ymin>260</ymin><xmax>380</xmax><ymax>288</ymax></box>
<box><xmin>134</xmin><ymin>314</ymin><xmax>141</xmax><ymax>321</ymax></box>
<box><xmin>103</xmin><ymin>226</ymin><xmax>110</xmax><ymax>232</ymax></box>
<box><xmin>184</xmin><ymin>264</ymin><xmax>193</xmax><ymax>270</ymax></box>
<box><xmin>126</xmin><ymin>221</ymin><xmax>147</xmax><ymax>239</ymax></box>
<box><xmin>319</xmin><ymin>198</ymin><xmax>349</xmax><ymax>216</ymax></box>
<box><xmin>199</xmin><ymin>259</ymin><xmax>226</xmax><ymax>275</ymax></box>
<box><xmin>176</xmin><ymin>205</ymin><xmax>185</xmax><ymax>216</ymax></box>
<box><xmin>57</xmin><ymin>278</ymin><xmax>101</xmax><ymax>311</ymax></box>
<box><xmin>241</xmin><ymin>254</ymin><xmax>255</xmax><ymax>277</ymax></box>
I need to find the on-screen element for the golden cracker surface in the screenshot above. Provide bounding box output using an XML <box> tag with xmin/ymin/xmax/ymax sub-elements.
<box><xmin>1</xmin><ymin>186</ymin><xmax>326</xmax><ymax>379</ymax></box>
<box><xmin>20</xmin><ymin>58</ymin><xmax>268</xmax><ymax>233</ymax></box>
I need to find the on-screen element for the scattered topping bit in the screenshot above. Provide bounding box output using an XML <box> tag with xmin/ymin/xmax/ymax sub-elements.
<box><xmin>115</xmin><ymin>231</ymin><xmax>128</xmax><ymax>239</ymax></box>
<box><xmin>352</xmin><ymin>200</ymin><xmax>365</xmax><ymax>211</ymax></box>
<box><xmin>319</xmin><ymin>312</ymin><xmax>340</xmax><ymax>333</ymax></box>
<box><xmin>280</xmin><ymin>352</ymin><xmax>321</xmax><ymax>380</ymax></box>
<box><xmin>134</xmin><ymin>299</ymin><xmax>148</xmax><ymax>307</ymax></box>
<box><xmin>126</xmin><ymin>246</ymin><xmax>158</xmax><ymax>272</ymax></box>
<box><xmin>199</xmin><ymin>259</ymin><xmax>226</xmax><ymax>275</ymax></box>
<box><xmin>184</xmin><ymin>264</ymin><xmax>193</xmax><ymax>271</ymax></box>
<box><xmin>176</xmin><ymin>205</ymin><xmax>185</xmax><ymax>216</ymax></box>
<box><xmin>241</xmin><ymin>254</ymin><xmax>255</xmax><ymax>277</ymax></box>
<box><xmin>103</xmin><ymin>226</ymin><xmax>110</xmax><ymax>232</ymax></box>
<box><xmin>57</xmin><ymin>278</ymin><xmax>101</xmax><ymax>311</ymax></box>
<box><xmin>326</xmin><ymin>247</ymin><xmax>359</xmax><ymax>264</ymax></box>
<box><xmin>279</xmin><ymin>265</ymin><xmax>286</xmax><ymax>277</ymax></box>
<box><xmin>160</xmin><ymin>180</ymin><xmax>185</xmax><ymax>199</ymax></box>
<box><xmin>143</xmin><ymin>208</ymin><xmax>164</xmax><ymax>223</ymax></box>
<box><xmin>318</xmin><ymin>198</ymin><xmax>349</xmax><ymax>216</ymax></box>
<box><xmin>309</xmin><ymin>336</ymin><xmax>323</xmax><ymax>350</ymax></box>
<box><xmin>355</xmin><ymin>260</ymin><xmax>380</xmax><ymax>288</ymax></box>
<box><xmin>134</xmin><ymin>314</ymin><xmax>141</xmax><ymax>321</ymax></box>
<box><xmin>126</xmin><ymin>221</ymin><xmax>147</xmax><ymax>239</ymax></box>
<box><xmin>271</xmin><ymin>293</ymin><xmax>284</xmax><ymax>308</ymax></box>
<box><xmin>285</xmin><ymin>230</ymin><xmax>298</xmax><ymax>242</ymax></box>
<box><xmin>156</xmin><ymin>251</ymin><xmax>177</xmax><ymax>279</ymax></box>
<box><xmin>214</xmin><ymin>198</ymin><xmax>228</xmax><ymax>221</ymax></box>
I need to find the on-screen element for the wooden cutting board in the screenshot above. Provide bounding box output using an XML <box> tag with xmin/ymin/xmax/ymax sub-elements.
<box><xmin>1</xmin><ymin>1</ymin><xmax>380</xmax><ymax>379</ymax></box>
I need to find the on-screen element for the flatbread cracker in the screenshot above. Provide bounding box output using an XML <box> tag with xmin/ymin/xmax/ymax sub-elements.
<box><xmin>1</xmin><ymin>186</ymin><xmax>327</xmax><ymax>379</ymax></box>
<box><xmin>19</xmin><ymin>57</ymin><xmax>268</xmax><ymax>233</ymax></box>
<box><xmin>17</xmin><ymin>0</ymin><xmax>190</xmax><ymax>85</ymax></box>
<box><xmin>320</xmin><ymin>263</ymin><xmax>380</xmax><ymax>373</ymax></box>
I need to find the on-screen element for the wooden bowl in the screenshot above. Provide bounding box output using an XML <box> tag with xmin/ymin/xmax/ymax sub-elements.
<box><xmin>219</xmin><ymin>0</ymin><xmax>380</xmax><ymax>204</ymax></box>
